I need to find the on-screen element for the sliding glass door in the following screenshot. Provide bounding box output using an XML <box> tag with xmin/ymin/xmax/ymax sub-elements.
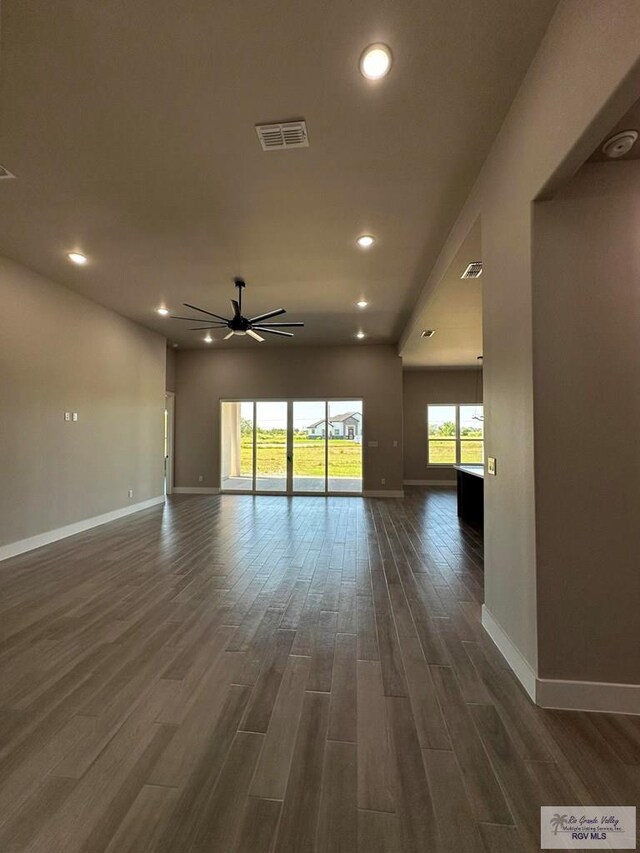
<box><xmin>220</xmin><ymin>399</ymin><xmax>362</xmax><ymax>494</ymax></box>
<box><xmin>293</xmin><ymin>401</ymin><xmax>326</xmax><ymax>492</ymax></box>
<box><xmin>220</xmin><ymin>401</ymin><xmax>253</xmax><ymax>490</ymax></box>
<box><xmin>328</xmin><ymin>399</ymin><xmax>363</xmax><ymax>492</ymax></box>
<box><xmin>255</xmin><ymin>402</ymin><xmax>287</xmax><ymax>492</ymax></box>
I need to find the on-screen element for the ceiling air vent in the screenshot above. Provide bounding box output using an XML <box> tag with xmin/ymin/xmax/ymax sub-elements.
<box><xmin>421</xmin><ymin>329</ymin><xmax>435</xmax><ymax>338</ymax></box>
<box><xmin>0</xmin><ymin>164</ymin><xmax>15</xmax><ymax>179</ymax></box>
<box><xmin>461</xmin><ymin>261</ymin><xmax>482</xmax><ymax>279</ymax></box>
<box><xmin>255</xmin><ymin>120</ymin><xmax>309</xmax><ymax>151</ymax></box>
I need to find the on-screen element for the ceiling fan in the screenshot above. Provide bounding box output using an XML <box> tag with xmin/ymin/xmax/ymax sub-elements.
<box><xmin>170</xmin><ymin>278</ymin><xmax>304</xmax><ymax>342</ymax></box>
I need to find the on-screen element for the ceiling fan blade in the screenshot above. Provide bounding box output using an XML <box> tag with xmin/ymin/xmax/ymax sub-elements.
<box><xmin>223</xmin><ymin>331</ymin><xmax>235</xmax><ymax>340</ymax></box>
<box><xmin>248</xmin><ymin>307</ymin><xmax>286</xmax><ymax>324</ymax></box>
<box><xmin>246</xmin><ymin>329</ymin><xmax>265</xmax><ymax>342</ymax></box>
<box><xmin>188</xmin><ymin>325</ymin><xmax>225</xmax><ymax>330</ymax></box>
<box><xmin>253</xmin><ymin>322</ymin><xmax>304</xmax><ymax>328</ymax></box>
<box><xmin>231</xmin><ymin>299</ymin><xmax>241</xmax><ymax>317</ymax></box>
<box><xmin>252</xmin><ymin>327</ymin><xmax>294</xmax><ymax>338</ymax></box>
<box><xmin>170</xmin><ymin>315</ymin><xmax>223</xmax><ymax>323</ymax></box>
<box><xmin>183</xmin><ymin>303</ymin><xmax>230</xmax><ymax>323</ymax></box>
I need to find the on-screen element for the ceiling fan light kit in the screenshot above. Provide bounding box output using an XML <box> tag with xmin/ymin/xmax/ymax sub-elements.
<box><xmin>170</xmin><ymin>278</ymin><xmax>304</xmax><ymax>344</ymax></box>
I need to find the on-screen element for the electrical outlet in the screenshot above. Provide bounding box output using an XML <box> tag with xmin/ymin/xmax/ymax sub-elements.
<box><xmin>393</xmin><ymin>440</ymin><xmax>398</xmax><ymax>447</ymax></box>
<box><xmin>198</xmin><ymin>475</ymin><xmax>204</xmax><ymax>482</ymax></box>
<box><xmin>128</xmin><ymin>489</ymin><xmax>134</xmax><ymax>498</ymax></box>
<box><xmin>381</xmin><ymin>478</ymin><xmax>386</xmax><ymax>485</ymax></box>
<box><xmin>64</xmin><ymin>412</ymin><xmax>71</xmax><ymax>421</ymax></box>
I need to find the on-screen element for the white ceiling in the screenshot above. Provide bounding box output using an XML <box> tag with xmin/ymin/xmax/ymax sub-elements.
<box><xmin>0</xmin><ymin>0</ymin><xmax>558</xmax><ymax>349</ymax></box>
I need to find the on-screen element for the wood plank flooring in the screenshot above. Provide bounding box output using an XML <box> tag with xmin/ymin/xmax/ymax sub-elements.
<box><xmin>1</xmin><ymin>488</ymin><xmax>639</xmax><ymax>852</ymax></box>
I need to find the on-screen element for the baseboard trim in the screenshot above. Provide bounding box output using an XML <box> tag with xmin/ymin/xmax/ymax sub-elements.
<box><xmin>173</xmin><ymin>487</ymin><xmax>221</xmax><ymax>495</ymax></box>
<box><xmin>537</xmin><ymin>677</ymin><xmax>640</xmax><ymax>716</ymax></box>
<box><xmin>0</xmin><ymin>496</ymin><xmax>165</xmax><ymax>563</ymax></box>
<box><xmin>176</xmin><ymin>486</ymin><xmax>400</xmax><ymax>498</ymax></box>
<box><xmin>403</xmin><ymin>479</ymin><xmax>456</xmax><ymax>487</ymax></box>
<box><xmin>482</xmin><ymin>605</ymin><xmax>640</xmax><ymax>715</ymax></box>
<box><xmin>481</xmin><ymin>605</ymin><xmax>537</xmax><ymax>702</ymax></box>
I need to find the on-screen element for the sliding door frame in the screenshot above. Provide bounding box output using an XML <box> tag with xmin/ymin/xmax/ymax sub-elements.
<box><xmin>219</xmin><ymin>397</ymin><xmax>364</xmax><ymax>496</ymax></box>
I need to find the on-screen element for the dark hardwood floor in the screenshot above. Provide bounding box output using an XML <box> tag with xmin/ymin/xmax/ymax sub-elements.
<box><xmin>0</xmin><ymin>488</ymin><xmax>638</xmax><ymax>852</ymax></box>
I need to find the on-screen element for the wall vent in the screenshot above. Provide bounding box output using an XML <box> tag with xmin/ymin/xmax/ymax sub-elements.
<box><xmin>421</xmin><ymin>329</ymin><xmax>435</xmax><ymax>338</ymax></box>
<box><xmin>0</xmin><ymin>164</ymin><xmax>15</xmax><ymax>179</ymax></box>
<box><xmin>255</xmin><ymin>121</ymin><xmax>309</xmax><ymax>151</ymax></box>
<box><xmin>461</xmin><ymin>261</ymin><xmax>483</xmax><ymax>279</ymax></box>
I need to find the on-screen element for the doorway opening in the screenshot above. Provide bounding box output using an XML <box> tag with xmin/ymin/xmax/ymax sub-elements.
<box><xmin>164</xmin><ymin>392</ymin><xmax>175</xmax><ymax>495</ymax></box>
<box><xmin>220</xmin><ymin>399</ymin><xmax>363</xmax><ymax>494</ymax></box>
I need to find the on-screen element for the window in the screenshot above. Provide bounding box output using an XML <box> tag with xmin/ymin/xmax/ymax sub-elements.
<box><xmin>427</xmin><ymin>404</ymin><xmax>484</xmax><ymax>465</ymax></box>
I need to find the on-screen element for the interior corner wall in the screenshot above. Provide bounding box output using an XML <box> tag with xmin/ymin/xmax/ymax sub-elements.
<box><xmin>166</xmin><ymin>346</ymin><xmax>176</xmax><ymax>393</ymax></box>
<box><xmin>402</xmin><ymin>369</ymin><xmax>481</xmax><ymax>483</ymax></box>
<box><xmin>0</xmin><ymin>256</ymin><xmax>167</xmax><ymax>548</ymax></box>
<box><xmin>533</xmin><ymin>161</ymin><xmax>640</xmax><ymax>686</ymax></box>
<box><xmin>173</xmin><ymin>344</ymin><xmax>403</xmax><ymax>493</ymax></box>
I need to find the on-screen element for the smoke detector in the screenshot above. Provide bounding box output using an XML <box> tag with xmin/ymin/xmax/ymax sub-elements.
<box><xmin>0</xmin><ymin>164</ymin><xmax>15</xmax><ymax>179</ymax></box>
<box><xmin>421</xmin><ymin>329</ymin><xmax>435</xmax><ymax>338</ymax></box>
<box><xmin>602</xmin><ymin>130</ymin><xmax>638</xmax><ymax>159</ymax></box>
<box><xmin>461</xmin><ymin>261</ymin><xmax>483</xmax><ymax>279</ymax></box>
<box><xmin>255</xmin><ymin>120</ymin><xmax>309</xmax><ymax>151</ymax></box>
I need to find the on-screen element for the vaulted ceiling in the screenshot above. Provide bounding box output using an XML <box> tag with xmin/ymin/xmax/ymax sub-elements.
<box><xmin>0</xmin><ymin>0</ymin><xmax>559</xmax><ymax>350</ymax></box>
<box><xmin>401</xmin><ymin>220</ymin><xmax>482</xmax><ymax>367</ymax></box>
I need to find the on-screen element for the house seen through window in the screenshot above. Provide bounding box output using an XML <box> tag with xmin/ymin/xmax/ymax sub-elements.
<box><xmin>427</xmin><ymin>404</ymin><xmax>484</xmax><ymax>465</ymax></box>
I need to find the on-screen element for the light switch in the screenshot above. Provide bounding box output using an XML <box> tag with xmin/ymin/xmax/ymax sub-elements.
<box><xmin>487</xmin><ymin>457</ymin><xmax>496</xmax><ymax>475</ymax></box>
<box><xmin>64</xmin><ymin>412</ymin><xmax>71</xmax><ymax>421</ymax></box>
<box><xmin>72</xmin><ymin>412</ymin><xmax>79</xmax><ymax>422</ymax></box>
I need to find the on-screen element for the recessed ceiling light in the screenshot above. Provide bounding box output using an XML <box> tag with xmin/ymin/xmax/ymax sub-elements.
<box><xmin>359</xmin><ymin>43</ymin><xmax>392</xmax><ymax>80</ymax></box>
<box><xmin>356</xmin><ymin>331</ymin><xmax>366</xmax><ymax>339</ymax></box>
<box><xmin>157</xmin><ymin>307</ymin><xmax>169</xmax><ymax>316</ymax></box>
<box><xmin>204</xmin><ymin>334</ymin><xmax>213</xmax><ymax>343</ymax></box>
<box><xmin>67</xmin><ymin>252</ymin><xmax>88</xmax><ymax>266</ymax></box>
<box><xmin>356</xmin><ymin>234</ymin><xmax>376</xmax><ymax>249</ymax></box>
<box><xmin>356</xmin><ymin>299</ymin><xmax>369</xmax><ymax>308</ymax></box>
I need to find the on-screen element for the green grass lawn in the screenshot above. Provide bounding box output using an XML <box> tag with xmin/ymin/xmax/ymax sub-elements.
<box><xmin>238</xmin><ymin>436</ymin><xmax>483</xmax><ymax>477</ymax></box>
<box><xmin>240</xmin><ymin>439</ymin><xmax>362</xmax><ymax>478</ymax></box>
<box><xmin>428</xmin><ymin>439</ymin><xmax>484</xmax><ymax>465</ymax></box>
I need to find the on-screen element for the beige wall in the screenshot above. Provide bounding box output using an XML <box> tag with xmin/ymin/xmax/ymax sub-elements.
<box><xmin>166</xmin><ymin>346</ymin><xmax>176</xmax><ymax>392</ymax></box>
<box><xmin>403</xmin><ymin>369</ymin><xmax>481</xmax><ymax>483</ymax></box>
<box><xmin>400</xmin><ymin>0</ymin><xmax>640</xmax><ymax>674</ymax></box>
<box><xmin>173</xmin><ymin>345</ymin><xmax>403</xmax><ymax>492</ymax></box>
<box><xmin>0</xmin><ymin>256</ymin><xmax>166</xmax><ymax>546</ymax></box>
<box><xmin>533</xmin><ymin>162</ymin><xmax>640</xmax><ymax>685</ymax></box>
